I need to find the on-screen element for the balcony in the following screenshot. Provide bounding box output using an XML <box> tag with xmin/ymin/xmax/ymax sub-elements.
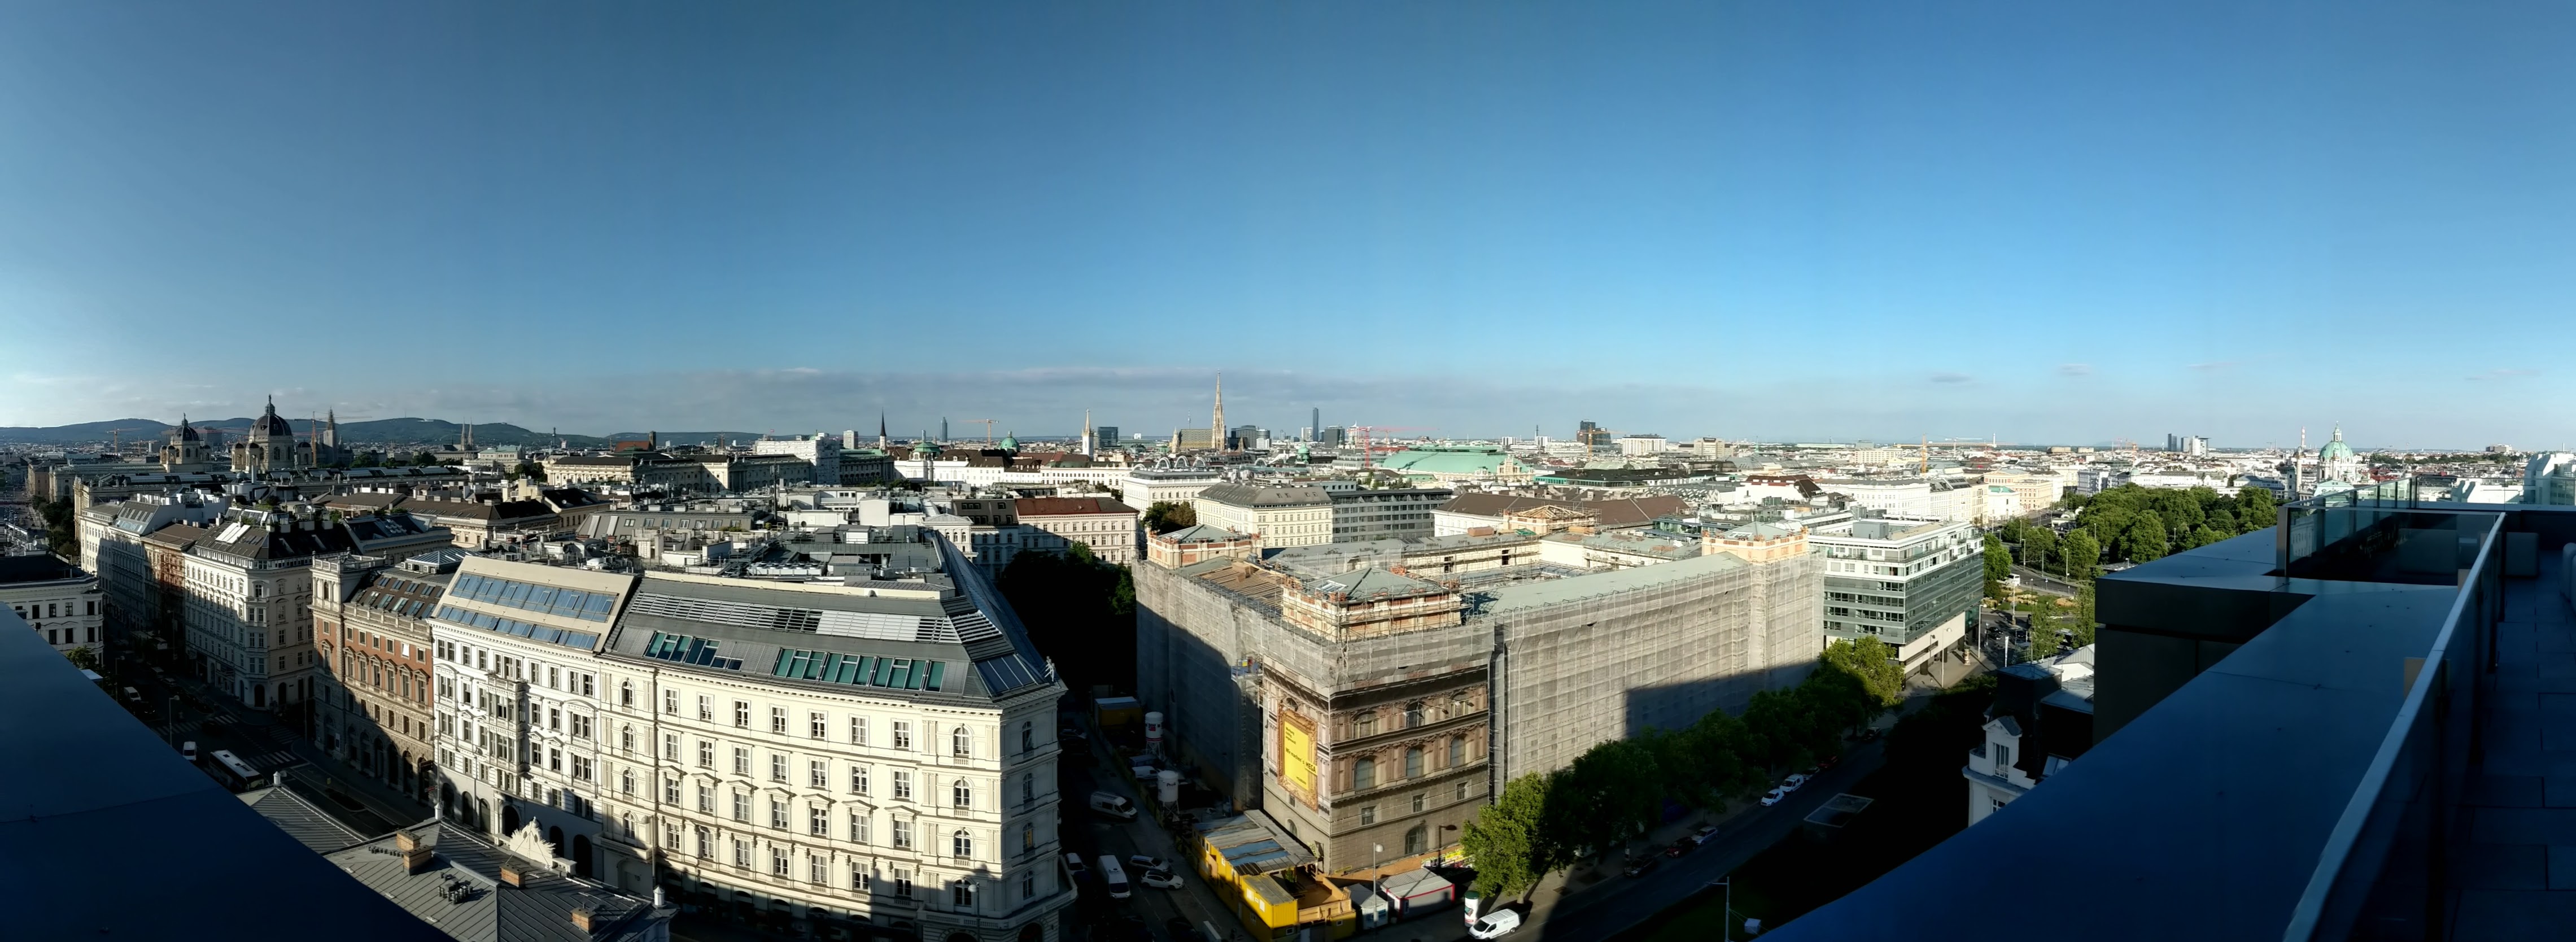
<box><xmin>1772</xmin><ymin>495</ymin><xmax>2576</xmax><ymax>941</ymax></box>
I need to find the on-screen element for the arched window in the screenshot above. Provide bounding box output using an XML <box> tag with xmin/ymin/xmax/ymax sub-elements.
<box><xmin>1353</xmin><ymin>757</ymin><xmax>1375</xmax><ymax>790</ymax></box>
<box><xmin>1020</xmin><ymin>773</ymin><xmax>1034</xmax><ymax>808</ymax></box>
<box><xmin>1020</xmin><ymin>721</ymin><xmax>1033</xmax><ymax>753</ymax></box>
<box><xmin>952</xmin><ymin>726</ymin><xmax>971</xmax><ymax>757</ymax></box>
<box><xmin>1404</xmin><ymin>747</ymin><xmax>1423</xmax><ymax>780</ymax></box>
<box><xmin>1021</xmin><ymin>823</ymin><xmax>1036</xmax><ymax>853</ymax></box>
<box><xmin>952</xmin><ymin>830</ymin><xmax>973</xmax><ymax>858</ymax></box>
<box><xmin>953</xmin><ymin>779</ymin><xmax>972</xmax><ymax>808</ymax></box>
<box><xmin>619</xmin><ymin>681</ymin><xmax>634</xmax><ymax>706</ymax></box>
<box><xmin>1404</xmin><ymin>825</ymin><xmax>1427</xmax><ymax>855</ymax></box>
<box><xmin>1404</xmin><ymin>701</ymin><xmax>1424</xmax><ymax>728</ymax></box>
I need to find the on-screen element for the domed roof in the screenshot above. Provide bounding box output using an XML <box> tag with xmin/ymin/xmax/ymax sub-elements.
<box><xmin>250</xmin><ymin>398</ymin><xmax>294</xmax><ymax>439</ymax></box>
<box><xmin>915</xmin><ymin>441</ymin><xmax>943</xmax><ymax>457</ymax></box>
<box><xmin>175</xmin><ymin>416</ymin><xmax>200</xmax><ymax>442</ymax></box>
<box><xmin>2318</xmin><ymin>424</ymin><xmax>2355</xmax><ymax>461</ymax></box>
<box><xmin>999</xmin><ymin>432</ymin><xmax>1019</xmax><ymax>451</ymax></box>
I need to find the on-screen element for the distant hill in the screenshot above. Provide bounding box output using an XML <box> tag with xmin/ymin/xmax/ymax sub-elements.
<box><xmin>0</xmin><ymin>417</ymin><xmax>611</xmax><ymax>448</ymax></box>
<box><xmin>604</xmin><ymin>432</ymin><xmax>772</xmax><ymax>447</ymax></box>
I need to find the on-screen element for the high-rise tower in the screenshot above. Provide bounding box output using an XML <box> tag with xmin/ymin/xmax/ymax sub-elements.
<box><xmin>1212</xmin><ymin>373</ymin><xmax>1226</xmax><ymax>450</ymax></box>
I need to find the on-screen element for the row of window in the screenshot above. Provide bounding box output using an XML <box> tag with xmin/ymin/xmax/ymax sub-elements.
<box><xmin>667</xmin><ymin>825</ymin><xmax>1027</xmax><ymax>908</ymax></box>
<box><xmin>8</xmin><ymin>600</ymin><xmax>95</xmax><ymax>621</ymax></box>
<box><xmin>655</xmin><ymin>690</ymin><xmax>1039</xmax><ymax>757</ymax></box>
<box><xmin>1348</xmin><ymin>735</ymin><xmax>1477</xmax><ymax>792</ymax></box>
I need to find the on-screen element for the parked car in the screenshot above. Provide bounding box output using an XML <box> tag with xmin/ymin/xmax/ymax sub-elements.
<box><xmin>1063</xmin><ymin>853</ymin><xmax>1089</xmax><ymax>879</ymax></box>
<box><xmin>1691</xmin><ymin>824</ymin><xmax>1719</xmax><ymax>845</ymax></box>
<box><xmin>1142</xmin><ymin>869</ymin><xmax>1184</xmax><ymax>889</ymax></box>
<box><xmin>1760</xmin><ymin>787</ymin><xmax>1788</xmax><ymax>807</ymax></box>
<box><xmin>1127</xmin><ymin>854</ymin><xmax>1168</xmax><ymax>873</ymax></box>
<box><xmin>1855</xmin><ymin>727</ymin><xmax>1883</xmax><ymax>743</ymax></box>
<box><xmin>1059</xmin><ymin>726</ymin><xmax>1088</xmax><ymax>743</ymax></box>
<box><xmin>1622</xmin><ymin>856</ymin><xmax>1660</xmax><ymax>878</ymax></box>
<box><xmin>180</xmin><ymin>740</ymin><xmax>198</xmax><ymax>761</ymax></box>
<box><xmin>1468</xmin><ymin>908</ymin><xmax>1523</xmax><ymax>939</ymax></box>
<box><xmin>1089</xmin><ymin>791</ymin><xmax>1138</xmax><ymax>821</ymax></box>
<box><xmin>1663</xmin><ymin>838</ymin><xmax>1693</xmax><ymax>858</ymax></box>
<box><xmin>1782</xmin><ymin>773</ymin><xmax>1810</xmax><ymax>792</ymax></box>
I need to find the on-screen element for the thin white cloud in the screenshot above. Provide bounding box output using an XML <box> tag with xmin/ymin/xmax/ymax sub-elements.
<box><xmin>1931</xmin><ymin>372</ymin><xmax>1974</xmax><ymax>384</ymax></box>
<box><xmin>2188</xmin><ymin>361</ymin><xmax>2237</xmax><ymax>372</ymax></box>
<box><xmin>2058</xmin><ymin>364</ymin><xmax>2094</xmax><ymax>376</ymax></box>
<box><xmin>2466</xmin><ymin>368</ymin><xmax>2539</xmax><ymax>381</ymax></box>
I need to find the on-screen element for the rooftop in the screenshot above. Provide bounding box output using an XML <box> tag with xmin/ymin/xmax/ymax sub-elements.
<box><xmin>1775</xmin><ymin>494</ymin><xmax>2571</xmax><ymax>941</ymax></box>
<box><xmin>0</xmin><ymin>606</ymin><xmax>451</xmax><ymax>941</ymax></box>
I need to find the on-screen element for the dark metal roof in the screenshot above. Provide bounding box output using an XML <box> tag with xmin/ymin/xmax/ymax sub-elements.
<box><xmin>326</xmin><ymin>822</ymin><xmax>669</xmax><ymax>942</ymax></box>
<box><xmin>0</xmin><ymin>607</ymin><xmax>449</xmax><ymax>941</ymax></box>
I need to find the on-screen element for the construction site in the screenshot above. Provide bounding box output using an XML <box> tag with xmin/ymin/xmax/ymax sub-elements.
<box><xmin>1134</xmin><ymin>514</ymin><xmax>1822</xmax><ymax>874</ymax></box>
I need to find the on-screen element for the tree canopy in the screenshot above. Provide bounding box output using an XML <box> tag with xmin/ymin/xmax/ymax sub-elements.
<box><xmin>1461</xmin><ymin>638</ymin><xmax>1901</xmax><ymax>897</ymax></box>
<box><xmin>1998</xmin><ymin>484</ymin><xmax>2277</xmax><ymax>576</ymax></box>
<box><xmin>1141</xmin><ymin>500</ymin><xmax>1197</xmax><ymax>534</ymax></box>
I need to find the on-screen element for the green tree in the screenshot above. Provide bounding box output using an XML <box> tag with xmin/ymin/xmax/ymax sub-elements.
<box><xmin>1462</xmin><ymin>773</ymin><xmax>1562</xmax><ymax>901</ymax></box>
<box><xmin>2061</xmin><ymin>531</ymin><xmax>2102</xmax><ymax>581</ymax></box>
<box><xmin>410</xmin><ymin>451</ymin><xmax>440</xmax><ymax>466</ymax></box>
<box><xmin>2125</xmin><ymin>516</ymin><xmax>2169</xmax><ymax>562</ymax></box>
<box><xmin>1553</xmin><ymin>739</ymin><xmax>1665</xmax><ymax>853</ymax></box>
<box><xmin>63</xmin><ymin>645</ymin><xmax>102</xmax><ymax>673</ymax></box>
<box><xmin>1818</xmin><ymin>637</ymin><xmax>1906</xmax><ymax>710</ymax></box>
<box><xmin>353</xmin><ymin>451</ymin><xmax>382</xmax><ymax>468</ymax></box>
<box><xmin>2235</xmin><ymin>486</ymin><xmax>2277</xmax><ymax>533</ymax></box>
<box><xmin>996</xmin><ymin>544</ymin><xmax>1137</xmax><ymax>691</ymax></box>
<box><xmin>1141</xmin><ymin>500</ymin><xmax>1197</xmax><ymax>534</ymax></box>
<box><xmin>514</xmin><ymin>460</ymin><xmax>548</xmax><ymax>482</ymax></box>
<box><xmin>1981</xmin><ymin>533</ymin><xmax>2012</xmax><ymax>597</ymax></box>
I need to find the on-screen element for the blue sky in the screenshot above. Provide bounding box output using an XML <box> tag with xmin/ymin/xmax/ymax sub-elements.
<box><xmin>3</xmin><ymin>2</ymin><xmax>2572</xmax><ymax>448</ymax></box>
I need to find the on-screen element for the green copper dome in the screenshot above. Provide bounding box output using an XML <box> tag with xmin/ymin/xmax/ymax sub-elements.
<box><xmin>2317</xmin><ymin>424</ymin><xmax>2355</xmax><ymax>461</ymax></box>
<box><xmin>999</xmin><ymin>432</ymin><xmax>1019</xmax><ymax>451</ymax></box>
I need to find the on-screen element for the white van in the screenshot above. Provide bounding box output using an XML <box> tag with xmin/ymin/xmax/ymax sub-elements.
<box><xmin>1089</xmin><ymin>791</ymin><xmax>1138</xmax><ymax>820</ymax></box>
<box><xmin>1097</xmin><ymin>854</ymin><xmax>1131</xmax><ymax>899</ymax></box>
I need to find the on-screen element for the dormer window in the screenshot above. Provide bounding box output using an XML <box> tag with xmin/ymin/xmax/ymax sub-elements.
<box><xmin>1993</xmin><ymin>743</ymin><xmax>2012</xmax><ymax>774</ymax></box>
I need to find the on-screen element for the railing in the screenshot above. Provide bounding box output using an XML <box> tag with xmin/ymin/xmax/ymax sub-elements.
<box><xmin>2281</xmin><ymin>507</ymin><xmax>2501</xmax><ymax>940</ymax></box>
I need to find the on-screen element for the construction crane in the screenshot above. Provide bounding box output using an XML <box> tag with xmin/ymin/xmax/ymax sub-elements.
<box><xmin>105</xmin><ymin>428</ymin><xmax>143</xmax><ymax>455</ymax></box>
<box><xmin>962</xmin><ymin>419</ymin><xmax>998</xmax><ymax>446</ymax></box>
<box><xmin>1347</xmin><ymin>426</ymin><xmax>1435</xmax><ymax>471</ymax></box>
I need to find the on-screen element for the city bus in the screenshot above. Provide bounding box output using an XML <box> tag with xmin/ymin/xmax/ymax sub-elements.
<box><xmin>207</xmin><ymin>749</ymin><xmax>261</xmax><ymax>791</ymax></box>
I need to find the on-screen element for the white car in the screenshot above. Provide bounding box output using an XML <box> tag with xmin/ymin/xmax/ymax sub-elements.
<box><xmin>180</xmin><ymin>740</ymin><xmax>198</xmax><ymax>761</ymax></box>
<box><xmin>1782</xmin><ymin>773</ymin><xmax>1810</xmax><ymax>792</ymax></box>
<box><xmin>1142</xmin><ymin>869</ymin><xmax>1184</xmax><ymax>889</ymax></box>
<box><xmin>1469</xmin><ymin>908</ymin><xmax>1523</xmax><ymax>939</ymax></box>
<box><xmin>1759</xmin><ymin>787</ymin><xmax>1788</xmax><ymax>807</ymax></box>
<box><xmin>1127</xmin><ymin>854</ymin><xmax>1168</xmax><ymax>873</ymax></box>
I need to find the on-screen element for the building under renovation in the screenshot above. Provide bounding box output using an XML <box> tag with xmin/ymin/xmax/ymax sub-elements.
<box><xmin>1136</xmin><ymin>521</ymin><xmax>1819</xmax><ymax>872</ymax></box>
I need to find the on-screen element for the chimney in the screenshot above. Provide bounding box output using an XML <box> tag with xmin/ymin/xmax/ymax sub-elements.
<box><xmin>395</xmin><ymin>831</ymin><xmax>435</xmax><ymax>874</ymax></box>
<box><xmin>570</xmin><ymin>908</ymin><xmax>596</xmax><ymax>932</ymax></box>
<box><xmin>499</xmin><ymin>865</ymin><xmax>523</xmax><ymax>887</ymax></box>
<box><xmin>653</xmin><ymin>885</ymin><xmax>667</xmax><ymax>909</ymax></box>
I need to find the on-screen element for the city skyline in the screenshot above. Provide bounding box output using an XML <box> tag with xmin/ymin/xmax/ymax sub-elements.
<box><xmin>6</xmin><ymin>2</ymin><xmax>2575</xmax><ymax>442</ymax></box>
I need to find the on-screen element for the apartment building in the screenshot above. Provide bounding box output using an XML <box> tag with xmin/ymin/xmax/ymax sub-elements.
<box><xmin>591</xmin><ymin>534</ymin><xmax>1072</xmax><ymax>940</ymax></box>
<box><xmin>1</xmin><ymin>555</ymin><xmax>102</xmax><ymax>655</ymax></box>
<box><xmin>1193</xmin><ymin>483</ymin><xmax>1334</xmax><ymax>548</ymax></box>
<box><xmin>1120</xmin><ymin>467</ymin><xmax>1221</xmax><ymax>513</ymax></box>
<box><xmin>1014</xmin><ymin>496</ymin><xmax>1140</xmax><ymax>565</ymax></box>
<box><xmin>428</xmin><ymin>558</ymin><xmax>638</xmax><ymax>883</ymax></box>
<box><xmin>180</xmin><ymin>505</ymin><xmax>452</xmax><ymax>710</ymax></box>
<box><xmin>313</xmin><ymin>550</ymin><xmax>470</xmax><ymax>803</ymax></box>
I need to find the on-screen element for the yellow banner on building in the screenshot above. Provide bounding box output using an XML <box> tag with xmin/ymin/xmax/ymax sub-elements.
<box><xmin>1281</xmin><ymin>717</ymin><xmax>1316</xmax><ymax>802</ymax></box>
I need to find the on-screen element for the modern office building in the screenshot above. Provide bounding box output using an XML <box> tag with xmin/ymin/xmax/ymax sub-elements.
<box><xmin>1806</xmin><ymin>516</ymin><xmax>1982</xmax><ymax>672</ymax></box>
<box><xmin>1328</xmin><ymin>487</ymin><xmax>1453</xmax><ymax>542</ymax></box>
